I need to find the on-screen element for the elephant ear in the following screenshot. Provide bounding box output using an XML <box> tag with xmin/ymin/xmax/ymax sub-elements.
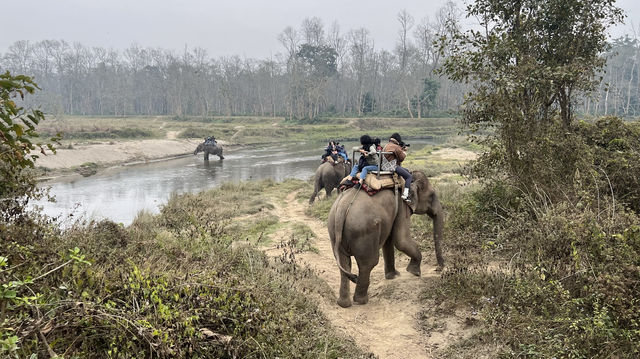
<box><xmin>408</xmin><ymin>174</ymin><xmax>432</xmax><ymax>215</ymax></box>
<box><xmin>407</xmin><ymin>182</ymin><xmax>419</xmax><ymax>213</ymax></box>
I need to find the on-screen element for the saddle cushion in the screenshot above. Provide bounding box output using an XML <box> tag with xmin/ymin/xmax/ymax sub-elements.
<box><xmin>358</xmin><ymin>173</ymin><xmax>404</xmax><ymax>190</ymax></box>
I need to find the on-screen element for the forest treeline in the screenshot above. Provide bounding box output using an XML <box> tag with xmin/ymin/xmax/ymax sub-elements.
<box><xmin>2</xmin><ymin>4</ymin><xmax>639</xmax><ymax>119</ymax></box>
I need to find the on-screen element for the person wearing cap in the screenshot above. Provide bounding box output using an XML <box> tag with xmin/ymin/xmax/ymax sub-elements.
<box><xmin>381</xmin><ymin>132</ymin><xmax>413</xmax><ymax>201</ymax></box>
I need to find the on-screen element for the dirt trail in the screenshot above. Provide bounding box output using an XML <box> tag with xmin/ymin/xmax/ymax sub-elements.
<box><xmin>267</xmin><ymin>191</ymin><xmax>474</xmax><ymax>358</ymax></box>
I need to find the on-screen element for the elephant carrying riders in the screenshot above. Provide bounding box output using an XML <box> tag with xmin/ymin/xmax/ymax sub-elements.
<box><xmin>346</xmin><ymin>134</ymin><xmax>379</xmax><ymax>189</ymax></box>
<box><xmin>381</xmin><ymin>133</ymin><xmax>413</xmax><ymax>202</ymax></box>
<box><xmin>322</xmin><ymin>140</ymin><xmax>348</xmax><ymax>165</ymax></box>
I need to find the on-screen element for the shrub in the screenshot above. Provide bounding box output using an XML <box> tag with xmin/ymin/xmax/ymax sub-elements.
<box><xmin>429</xmin><ymin>173</ymin><xmax>640</xmax><ymax>357</ymax></box>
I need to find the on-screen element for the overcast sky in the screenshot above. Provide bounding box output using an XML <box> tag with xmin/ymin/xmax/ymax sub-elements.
<box><xmin>3</xmin><ymin>0</ymin><xmax>639</xmax><ymax>59</ymax></box>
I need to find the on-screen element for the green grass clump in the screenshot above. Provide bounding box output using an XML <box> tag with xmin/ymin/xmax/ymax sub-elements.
<box><xmin>305</xmin><ymin>196</ymin><xmax>336</xmax><ymax>222</ymax></box>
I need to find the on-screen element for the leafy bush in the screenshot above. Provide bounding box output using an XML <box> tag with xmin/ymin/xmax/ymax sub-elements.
<box><xmin>0</xmin><ymin>72</ymin><xmax>58</xmax><ymax>220</ymax></box>
<box><xmin>429</xmin><ymin>162</ymin><xmax>640</xmax><ymax>357</ymax></box>
<box><xmin>576</xmin><ymin>117</ymin><xmax>640</xmax><ymax>212</ymax></box>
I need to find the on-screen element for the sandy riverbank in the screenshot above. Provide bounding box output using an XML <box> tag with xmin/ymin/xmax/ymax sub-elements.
<box><xmin>35</xmin><ymin>138</ymin><xmax>211</xmax><ymax>170</ymax></box>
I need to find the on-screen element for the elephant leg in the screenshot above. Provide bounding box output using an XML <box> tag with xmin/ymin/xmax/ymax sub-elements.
<box><xmin>204</xmin><ymin>152</ymin><xmax>209</xmax><ymax>161</ymax></box>
<box><xmin>218</xmin><ymin>151</ymin><xmax>224</xmax><ymax>160</ymax></box>
<box><xmin>337</xmin><ymin>254</ymin><xmax>353</xmax><ymax>308</ymax></box>
<box><xmin>353</xmin><ymin>254</ymin><xmax>379</xmax><ymax>305</ymax></box>
<box><xmin>325</xmin><ymin>186</ymin><xmax>332</xmax><ymax>198</ymax></box>
<box><xmin>309</xmin><ymin>177</ymin><xmax>323</xmax><ymax>204</ymax></box>
<box><xmin>383</xmin><ymin>238</ymin><xmax>400</xmax><ymax>279</ymax></box>
<box><xmin>309</xmin><ymin>187</ymin><xmax>319</xmax><ymax>204</ymax></box>
<box><xmin>392</xmin><ymin>220</ymin><xmax>422</xmax><ymax>276</ymax></box>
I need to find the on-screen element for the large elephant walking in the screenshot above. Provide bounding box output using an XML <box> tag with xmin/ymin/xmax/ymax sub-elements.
<box><xmin>327</xmin><ymin>170</ymin><xmax>444</xmax><ymax>308</ymax></box>
<box><xmin>309</xmin><ymin>159</ymin><xmax>352</xmax><ymax>204</ymax></box>
<box><xmin>194</xmin><ymin>142</ymin><xmax>224</xmax><ymax>160</ymax></box>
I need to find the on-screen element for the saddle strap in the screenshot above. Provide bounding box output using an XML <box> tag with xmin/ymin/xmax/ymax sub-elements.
<box><xmin>393</xmin><ymin>173</ymin><xmax>400</xmax><ymax>220</ymax></box>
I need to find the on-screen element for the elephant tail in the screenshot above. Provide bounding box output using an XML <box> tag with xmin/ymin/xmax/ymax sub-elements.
<box><xmin>333</xmin><ymin>200</ymin><xmax>358</xmax><ymax>284</ymax></box>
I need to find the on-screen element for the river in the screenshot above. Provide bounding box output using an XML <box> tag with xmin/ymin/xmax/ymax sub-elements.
<box><xmin>35</xmin><ymin>140</ymin><xmax>436</xmax><ymax>225</ymax></box>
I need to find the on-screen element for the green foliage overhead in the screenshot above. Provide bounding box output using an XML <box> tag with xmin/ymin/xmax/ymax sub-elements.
<box><xmin>438</xmin><ymin>0</ymin><xmax>625</xmax><ymax>200</ymax></box>
<box><xmin>439</xmin><ymin>0</ymin><xmax>624</xmax><ymax>130</ymax></box>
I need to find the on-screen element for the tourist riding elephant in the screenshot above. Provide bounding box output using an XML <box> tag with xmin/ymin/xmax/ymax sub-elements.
<box><xmin>194</xmin><ymin>142</ymin><xmax>224</xmax><ymax>160</ymax></box>
<box><xmin>309</xmin><ymin>158</ymin><xmax>352</xmax><ymax>204</ymax></box>
<box><xmin>327</xmin><ymin>170</ymin><xmax>444</xmax><ymax>308</ymax></box>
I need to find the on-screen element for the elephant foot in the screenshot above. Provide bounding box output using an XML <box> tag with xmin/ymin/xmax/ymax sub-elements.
<box><xmin>353</xmin><ymin>293</ymin><xmax>369</xmax><ymax>305</ymax></box>
<box><xmin>337</xmin><ymin>297</ymin><xmax>352</xmax><ymax>308</ymax></box>
<box><xmin>435</xmin><ymin>265</ymin><xmax>445</xmax><ymax>272</ymax></box>
<box><xmin>406</xmin><ymin>262</ymin><xmax>421</xmax><ymax>276</ymax></box>
<box><xmin>385</xmin><ymin>270</ymin><xmax>400</xmax><ymax>279</ymax></box>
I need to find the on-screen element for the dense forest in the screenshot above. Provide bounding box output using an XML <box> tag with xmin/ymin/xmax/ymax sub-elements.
<box><xmin>2</xmin><ymin>3</ymin><xmax>639</xmax><ymax>119</ymax></box>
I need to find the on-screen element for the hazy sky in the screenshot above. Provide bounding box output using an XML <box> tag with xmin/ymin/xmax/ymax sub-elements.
<box><xmin>3</xmin><ymin>0</ymin><xmax>639</xmax><ymax>59</ymax></box>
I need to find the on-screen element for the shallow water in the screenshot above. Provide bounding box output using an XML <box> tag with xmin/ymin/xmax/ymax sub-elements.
<box><xmin>34</xmin><ymin>140</ymin><xmax>436</xmax><ymax>225</ymax></box>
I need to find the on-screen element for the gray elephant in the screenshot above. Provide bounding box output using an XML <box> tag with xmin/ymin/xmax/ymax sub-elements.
<box><xmin>309</xmin><ymin>158</ymin><xmax>352</xmax><ymax>204</ymax></box>
<box><xmin>327</xmin><ymin>170</ymin><xmax>444</xmax><ymax>308</ymax></box>
<box><xmin>194</xmin><ymin>142</ymin><xmax>224</xmax><ymax>160</ymax></box>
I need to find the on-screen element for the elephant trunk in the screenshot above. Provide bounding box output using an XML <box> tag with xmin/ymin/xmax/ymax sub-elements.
<box><xmin>432</xmin><ymin>199</ymin><xmax>445</xmax><ymax>268</ymax></box>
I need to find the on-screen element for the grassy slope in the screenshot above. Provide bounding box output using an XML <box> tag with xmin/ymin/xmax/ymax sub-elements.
<box><xmin>2</xmin><ymin>179</ymin><xmax>373</xmax><ymax>358</ymax></box>
<box><xmin>38</xmin><ymin>115</ymin><xmax>460</xmax><ymax>144</ymax></box>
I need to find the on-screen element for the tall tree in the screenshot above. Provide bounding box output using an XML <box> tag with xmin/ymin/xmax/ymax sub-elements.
<box><xmin>439</xmin><ymin>0</ymin><xmax>624</xmax><ymax>191</ymax></box>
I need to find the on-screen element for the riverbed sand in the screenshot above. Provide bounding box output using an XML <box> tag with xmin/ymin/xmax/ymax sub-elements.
<box><xmin>36</xmin><ymin>138</ymin><xmax>207</xmax><ymax>170</ymax></box>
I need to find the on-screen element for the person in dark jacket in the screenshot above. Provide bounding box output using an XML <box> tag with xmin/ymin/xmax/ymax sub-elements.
<box><xmin>321</xmin><ymin>141</ymin><xmax>339</xmax><ymax>165</ymax></box>
<box><xmin>346</xmin><ymin>134</ymin><xmax>379</xmax><ymax>188</ymax></box>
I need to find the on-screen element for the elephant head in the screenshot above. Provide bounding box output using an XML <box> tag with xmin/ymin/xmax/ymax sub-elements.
<box><xmin>194</xmin><ymin>143</ymin><xmax>204</xmax><ymax>155</ymax></box>
<box><xmin>327</xmin><ymin>170</ymin><xmax>444</xmax><ymax>308</ymax></box>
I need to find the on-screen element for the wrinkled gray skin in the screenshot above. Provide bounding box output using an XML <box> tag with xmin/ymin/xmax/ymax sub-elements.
<box><xmin>327</xmin><ymin>171</ymin><xmax>444</xmax><ymax>308</ymax></box>
<box><xmin>194</xmin><ymin>142</ymin><xmax>224</xmax><ymax>160</ymax></box>
<box><xmin>309</xmin><ymin>159</ymin><xmax>352</xmax><ymax>204</ymax></box>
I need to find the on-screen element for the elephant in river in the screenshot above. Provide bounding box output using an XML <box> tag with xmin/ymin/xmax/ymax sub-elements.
<box><xmin>309</xmin><ymin>158</ymin><xmax>352</xmax><ymax>204</ymax></box>
<box><xmin>194</xmin><ymin>142</ymin><xmax>224</xmax><ymax>160</ymax></box>
<box><xmin>327</xmin><ymin>170</ymin><xmax>444</xmax><ymax>308</ymax></box>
